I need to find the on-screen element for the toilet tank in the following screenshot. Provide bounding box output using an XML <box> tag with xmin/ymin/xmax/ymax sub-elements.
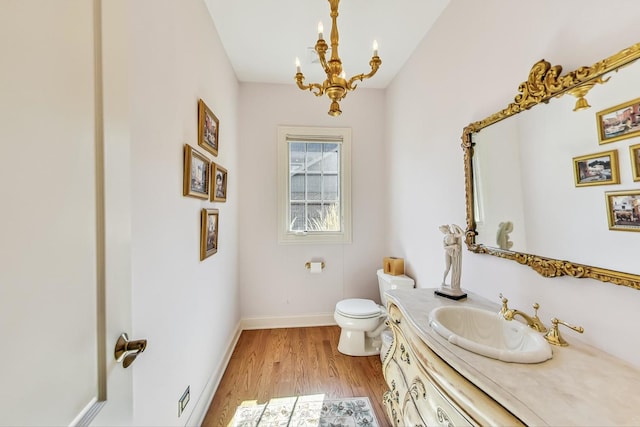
<box><xmin>377</xmin><ymin>269</ymin><xmax>415</xmax><ymax>309</ymax></box>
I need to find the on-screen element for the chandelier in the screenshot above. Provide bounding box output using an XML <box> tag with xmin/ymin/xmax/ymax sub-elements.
<box><xmin>295</xmin><ymin>0</ymin><xmax>382</xmax><ymax>116</ymax></box>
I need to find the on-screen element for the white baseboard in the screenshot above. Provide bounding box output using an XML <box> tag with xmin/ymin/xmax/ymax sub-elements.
<box><xmin>240</xmin><ymin>313</ymin><xmax>336</xmax><ymax>330</ymax></box>
<box><xmin>187</xmin><ymin>321</ymin><xmax>243</xmax><ymax>427</ymax></box>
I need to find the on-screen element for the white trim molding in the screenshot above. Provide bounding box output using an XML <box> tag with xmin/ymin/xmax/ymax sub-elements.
<box><xmin>241</xmin><ymin>313</ymin><xmax>336</xmax><ymax>330</ymax></box>
<box><xmin>277</xmin><ymin>126</ymin><xmax>352</xmax><ymax>244</ymax></box>
<box><xmin>188</xmin><ymin>321</ymin><xmax>243</xmax><ymax>427</ymax></box>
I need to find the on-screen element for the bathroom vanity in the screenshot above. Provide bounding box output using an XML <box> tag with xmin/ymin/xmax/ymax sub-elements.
<box><xmin>381</xmin><ymin>288</ymin><xmax>640</xmax><ymax>426</ymax></box>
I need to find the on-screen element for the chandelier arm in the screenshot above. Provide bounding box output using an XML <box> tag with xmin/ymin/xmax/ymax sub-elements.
<box><xmin>346</xmin><ymin>73</ymin><xmax>366</xmax><ymax>89</ymax></box>
<box><xmin>317</xmin><ymin>52</ymin><xmax>332</xmax><ymax>76</ymax></box>
<box><xmin>314</xmin><ymin>38</ymin><xmax>332</xmax><ymax>75</ymax></box>
<box><xmin>308</xmin><ymin>83</ymin><xmax>325</xmax><ymax>96</ymax></box>
<box><xmin>295</xmin><ymin>74</ymin><xmax>324</xmax><ymax>96</ymax></box>
<box><xmin>346</xmin><ymin>57</ymin><xmax>382</xmax><ymax>89</ymax></box>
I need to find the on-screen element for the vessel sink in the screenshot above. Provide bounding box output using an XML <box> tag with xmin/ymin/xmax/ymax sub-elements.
<box><xmin>428</xmin><ymin>305</ymin><xmax>552</xmax><ymax>364</ymax></box>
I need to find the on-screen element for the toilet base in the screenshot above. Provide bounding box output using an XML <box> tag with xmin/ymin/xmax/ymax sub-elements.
<box><xmin>337</xmin><ymin>329</ymin><xmax>382</xmax><ymax>356</ymax></box>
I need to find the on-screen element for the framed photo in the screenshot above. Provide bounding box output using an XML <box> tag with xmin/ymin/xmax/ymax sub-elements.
<box><xmin>605</xmin><ymin>190</ymin><xmax>640</xmax><ymax>232</ymax></box>
<box><xmin>596</xmin><ymin>97</ymin><xmax>640</xmax><ymax>144</ymax></box>
<box><xmin>200</xmin><ymin>208</ymin><xmax>219</xmax><ymax>260</ymax></box>
<box><xmin>183</xmin><ymin>144</ymin><xmax>210</xmax><ymax>199</ymax></box>
<box><xmin>198</xmin><ymin>99</ymin><xmax>219</xmax><ymax>156</ymax></box>
<box><xmin>572</xmin><ymin>150</ymin><xmax>620</xmax><ymax>187</ymax></box>
<box><xmin>211</xmin><ymin>163</ymin><xmax>228</xmax><ymax>202</ymax></box>
<box><xmin>630</xmin><ymin>143</ymin><xmax>640</xmax><ymax>181</ymax></box>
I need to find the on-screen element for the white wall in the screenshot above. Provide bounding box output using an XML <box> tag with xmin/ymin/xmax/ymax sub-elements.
<box><xmin>128</xmin><ymin>0</ymin><xmax>240</xmax><ymax>425</ymax></box>
<box><xmin>238</xmin><ymin>84</ymin><xmax>388</xmax><ymax>323</ymax></box>
<box><xmin>387</xmin><ymin>0</ymin><xmax>640</xmax><ymax>367</ymax></box>
<box><xmin>473</xmin><ymin>118</ymin><xmax>528</xmax><ymax>251</ymax></box>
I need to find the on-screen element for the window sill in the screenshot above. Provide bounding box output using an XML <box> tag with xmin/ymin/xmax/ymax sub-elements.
<box><xmin>278</xmin><ymin>231</ymin><xmax>352</xmax><ymax>245</ymax></box>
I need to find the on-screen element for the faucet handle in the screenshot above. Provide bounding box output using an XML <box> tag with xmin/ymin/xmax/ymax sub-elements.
<box><xmin>529</xmin><ymin>303</ymin><xmax>548</xmax><ymax>333</ymax></box>
<box><xmin>498</xmin><ymin>293</ymin><xmax>509</xmax><ymax>316</ymax></box>
<box><xmin>544</xmin><ymin>318</ymin><xmax>584</xmax><ymax>346</ymax></box>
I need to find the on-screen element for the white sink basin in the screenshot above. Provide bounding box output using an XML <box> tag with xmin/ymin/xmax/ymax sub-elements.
<box><xmin>429</xmin><ymin>305</ymin><xmax>552</xmax><ymax>364</ymax></box>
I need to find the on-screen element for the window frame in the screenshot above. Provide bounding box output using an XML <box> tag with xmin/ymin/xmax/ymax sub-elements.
<box><xmin>277</xmin><ymin>126</ymin><xmax>352</xmax><ymax>244</ymax></box>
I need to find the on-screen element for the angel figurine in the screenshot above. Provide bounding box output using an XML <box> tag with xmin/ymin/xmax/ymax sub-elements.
<box><xmin>435</xmin><ymin>224</ymin><xmax>467</xmax><ymax>300</ymax></box>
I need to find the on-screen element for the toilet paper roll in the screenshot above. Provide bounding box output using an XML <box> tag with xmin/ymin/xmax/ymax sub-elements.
<box><xmin>309</xmin><ymin>262</ymin><xmax>323</xmax><ymax>274</ymax></box>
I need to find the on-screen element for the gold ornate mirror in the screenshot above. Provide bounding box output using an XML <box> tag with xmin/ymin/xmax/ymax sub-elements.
<box><xmin>462</xmin><ymin>42</ymin><xmax>640</xmax><ymax>290</ymax></box>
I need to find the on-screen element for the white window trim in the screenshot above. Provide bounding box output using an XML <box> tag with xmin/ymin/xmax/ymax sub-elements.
<box><xmin>277</xmin><ymin>126</ymin><xmax>352</xmax><ymax>244</ymax></box>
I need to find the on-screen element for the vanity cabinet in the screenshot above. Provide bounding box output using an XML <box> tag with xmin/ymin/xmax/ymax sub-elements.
<box><xmin>382</xmin><ymin>302</ymin><xmax>524</xmax><ymax>426</ymax></box>
<box><xmin>381</xmin><ymin>288</ymin><xmax>640</xmax><ymax>426</ymax></box>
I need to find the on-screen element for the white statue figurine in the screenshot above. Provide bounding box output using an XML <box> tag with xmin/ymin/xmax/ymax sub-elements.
<box><xmin>496</xmin><ymin>221</ymin><xmax>514</xmax><ymax>250</ymax></box>
<box><xmin>435</xmin><ymin>224</ymin><xmax>467</xmax><ymax>300</ymax></box>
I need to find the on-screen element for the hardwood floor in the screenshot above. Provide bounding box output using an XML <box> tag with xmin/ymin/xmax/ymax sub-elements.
<box><xmin>202</xmin><ymin>326</ymin><xmax>391</xmax><ymax>426</ymax></box>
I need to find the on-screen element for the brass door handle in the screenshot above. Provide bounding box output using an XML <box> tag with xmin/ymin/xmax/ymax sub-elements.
<box><xmin>114</xmin><ymin>333</ymin><xmax>147</xmax><ymax>368</ymax></box>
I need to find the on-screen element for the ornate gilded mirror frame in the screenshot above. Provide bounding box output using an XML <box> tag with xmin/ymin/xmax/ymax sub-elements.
<box><xmin>462</xmin><ymin>42</ymin><xmax>640</xmax><ymax>290</ymax></box>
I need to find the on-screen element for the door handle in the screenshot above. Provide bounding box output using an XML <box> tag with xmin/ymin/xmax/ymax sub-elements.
<box><xmin>114</xmin><ymin>333</ymin><xmax>147</xmax><ymax>368</ymax></box>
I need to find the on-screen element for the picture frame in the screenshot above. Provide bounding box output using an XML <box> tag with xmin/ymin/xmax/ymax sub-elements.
<box><xmin>198</xmin><ymin>98</ymin><xmax>219</xmax><ymax>156</ymax></box>
<box><xmin>200</xmin><ymin>208</ymin><xmax>219</xmax><ymax>260</ymax></box>
<box><xmin>211</xmin><ymin>163</ymin><xmax>228</xmax><ymax>202</ymax></box>
<box><xmin>572</xmin><ymin>149</ymin><xmax>620</xmax><ymax>187</ymax></box>
<box><xmin>630</xmin><ymin>143</ymin><xmax>640</xmax><ymax>181</ymax></box>
<box><xmin>183</xmin><ymin>144</ymin><xmax>210</xmax><ymax>199</ymax></box>
<box><xmin>596</xmin><ymin>97</ymin><xmax>640</xmax><ymax>144</ymax></box>
<box><xmin>605</xmin><ymin>190</ymin><xmax>640</xmax><ymax>232</ymax></box>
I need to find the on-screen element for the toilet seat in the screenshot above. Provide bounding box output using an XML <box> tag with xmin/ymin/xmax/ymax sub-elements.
<box><xmin>334</xmin><ymin>270</ymin><xmax>415</xmax><ymax>357</ymax></box>
<box><xmin>335</xmin><ymin>298</ymin><xmax>383</xmax><ymax>319</ymax></box>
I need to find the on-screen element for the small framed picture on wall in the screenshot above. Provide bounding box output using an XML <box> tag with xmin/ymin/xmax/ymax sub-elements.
<box><xmin>630</xmin><ymin>143</ymin><xmax>640</xmax><ymax>181</ymax></box>
<box><xmin>596</xmin><ymin>97</ymin><xmax>640</xmax><ymax>144</ymax></box>
<box><xmin>198</xmin><ymin>99</ymin><xmax>219</xmax><ymax>157</ymax></box>
<box><xmin>200</xmin><ymin>208</ymin><xmax>219</xmax><ymax>260</ymax></box>
<box><xmin>572</xmin><ymin>150</ymin><xmax>619</xmax><ymax>187</ymax></box>
<box><xmin>211</xmin><ymin>163</ymin><xmax>228</xmax><ymax>202</ymax></box>
<box><xmin>605</xmin><ymin>190</ymin><xmax>640</xmax><ymax>232</ymax></box>
<box><xmin>183</xmin><ymin>144</ymin><xmax>210</xmax><ymax>199</ymax></box>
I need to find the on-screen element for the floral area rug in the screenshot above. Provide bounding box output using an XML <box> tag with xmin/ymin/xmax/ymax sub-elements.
<box><xmin>230</xmin><ymin>395</ymin><xmax>379</xmax><ymax>427</ymax></box>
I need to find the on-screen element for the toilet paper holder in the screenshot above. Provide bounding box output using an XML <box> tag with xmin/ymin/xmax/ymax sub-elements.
<box><xmin>305</xmin><ymin>261</ymin><xmax>325</xmax><ymax>270</ymax></box>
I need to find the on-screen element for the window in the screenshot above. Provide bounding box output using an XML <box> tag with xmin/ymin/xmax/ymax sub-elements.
<box><xmin>277</xmin><ymin>126</ymin><xmax>352</xmax><ymax>244</ymax></box>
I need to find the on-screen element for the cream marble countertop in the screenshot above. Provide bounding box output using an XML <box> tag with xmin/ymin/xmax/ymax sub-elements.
<box><xmin>385</xmin><ymin>288</ymin><xmax>640</xmax><ymax>426</ymax></box>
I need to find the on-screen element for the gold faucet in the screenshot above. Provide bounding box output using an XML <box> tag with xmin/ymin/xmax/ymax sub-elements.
<box><xmin>498</xmin><ymin>293</ymin><xmax>510</xmax><ymax>317</ymax></box>
<box><xmin>544</xmin><ymin>318</ymin><xmax>584</xmax><ymax>346</ymax></box>
<box><xmin>499</xmin><ymin>294</ymin><xmax>548</xmax><ymax>332</ymax></box>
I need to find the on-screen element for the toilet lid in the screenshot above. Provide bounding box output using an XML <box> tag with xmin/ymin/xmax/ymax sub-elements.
<box><xmin>336</xmin><ymin>298</ymin><xmax>382</xmax><ymax>318</ymax></box>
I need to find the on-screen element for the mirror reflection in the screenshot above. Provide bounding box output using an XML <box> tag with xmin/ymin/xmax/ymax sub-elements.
<box><xmin>465</xmin><ymin>43</ymin><xmax>640</xmax><ymax>287</ymax></box>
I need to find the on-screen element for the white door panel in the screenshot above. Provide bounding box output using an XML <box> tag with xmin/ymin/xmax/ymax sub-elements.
<box><xmin>0</xmin><ymin>1</ymin><xmax>133</xmax><ymax>425</ymax></box>
<box><xmin>91</xmin><ymin>0</ymin><xmax>134</xmax><ymax>422</ymax></box>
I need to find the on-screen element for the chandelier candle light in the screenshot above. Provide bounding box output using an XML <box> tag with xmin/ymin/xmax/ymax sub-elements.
<box><xmin>295</xmin><ymin>0</ymin><xmax>382</xmax><ymax>116</ymax></box>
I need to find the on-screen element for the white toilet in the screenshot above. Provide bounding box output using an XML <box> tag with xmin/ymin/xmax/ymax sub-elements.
<box><xmin>334</xmin><ymin>269</ymin><xmax>415</xmax><ymax>356</ymax></box>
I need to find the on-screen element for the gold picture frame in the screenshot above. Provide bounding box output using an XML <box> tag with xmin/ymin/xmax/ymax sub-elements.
<box><xmin>605</xmin><ymin>190</ymin><xmax>640</xmax><ymax>232</ymax></box>
<box><xmin>183</xmin><ymin>144</ymin><xmax>210</xmax><ymax>199</ymax></box>
<box><xmin>572</xmin><ymin>150</ymin><xmax>620</xmax><ymax>187</ymax></box>
<box><xmin>596</xmin><ymin>97</ymin><xmax>640</xmax><ymax>145</ymax></box>
<box><xmin>210</xmin><ymin>163</ymin><xmax>228</xmax><ymax>202</ymax></box>
<box><xmin>198</xmin><ymin>98</ymin><xmax>219</xmax><ymax>157</ymax></box>
<box><xmin>200</xmin><ymin>208</ymin><xmax>219</xmax><ymax>260</ymax></box>
<box><xmin>630</xmin><ymin>143</ymin><xmax>640</xmax><ymax>181</ymax></box>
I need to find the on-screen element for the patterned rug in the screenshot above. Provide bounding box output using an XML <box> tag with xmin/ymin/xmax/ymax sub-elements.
<box><xmin>230</xmin><ymin>395</ymin><xmax>379</xmax><ymax>427</ymax></box>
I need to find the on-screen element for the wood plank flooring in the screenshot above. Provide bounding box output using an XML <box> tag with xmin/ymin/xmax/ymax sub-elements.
<box><xmin>202</xmin><ymin>326</ymin><xmax>391</xmax><ymax>426</ymax></box>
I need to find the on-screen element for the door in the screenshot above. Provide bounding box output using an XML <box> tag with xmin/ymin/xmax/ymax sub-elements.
<box><xmin>0</xmin><ymin>1</ymin><xmax>134</xmax><ymax>425</ymax></box>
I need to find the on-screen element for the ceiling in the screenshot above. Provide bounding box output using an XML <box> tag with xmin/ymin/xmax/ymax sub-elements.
<box><xmin>204</xmin><ymin>0</ymin><xmax>449</xmax><ymax>89</ymax></box>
